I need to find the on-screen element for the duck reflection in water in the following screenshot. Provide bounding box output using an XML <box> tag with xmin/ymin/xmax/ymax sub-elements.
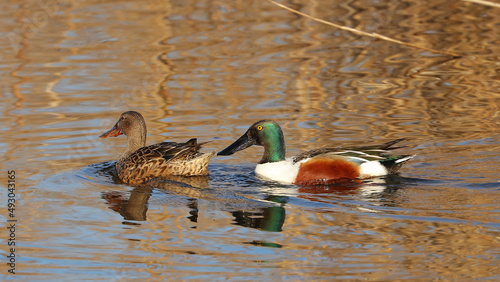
<box><xmin>232</xmin><ymin>195</ymin><xmax>287</xmax><ymax>232</ymax></box>
<box><xmin>298</xmin><ymin>176</ymin><xmax>412</xmax><ymax>207</ymax></box>
<box><xmin>102</xmin><ymin>186</ymin><xmax>152</xmax><ymax>222</ymax></box>
<box><xmin>94</xmin><ymin>159</ymin><xmax>411</xmax><ymax>231</ymax></box>
<box><xmin>101</xmin><ymin>175</ymin><xmax>211</xmax><ymax>222</ymax></box>
<box><xmin>97</xmin><ymin>162</ymin><xmax>282</xmax><ymax>228</ymax></box>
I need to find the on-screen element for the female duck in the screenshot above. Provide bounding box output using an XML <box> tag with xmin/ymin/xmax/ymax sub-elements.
<box><xmin>100</xmin><ymin>111</ymin><xmax>215</xmax><ymax>184</ymax></box>
<box><xmin>218</xmin><ymin>120</ymin><xmax>414</xmax><ymax>185</ymax></box>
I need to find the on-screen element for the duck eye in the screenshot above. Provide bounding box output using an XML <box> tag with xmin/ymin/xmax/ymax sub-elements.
<box><xmin>257</xmin><ymin>125</ymin><xmax>263</xmax><ymax>130</ymax></box>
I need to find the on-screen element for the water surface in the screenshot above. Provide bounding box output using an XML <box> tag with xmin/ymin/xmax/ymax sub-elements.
<box><xmin>1</xmin><ymin>0</ymin><xmax>499</xmax><ymax>280</ymax></box>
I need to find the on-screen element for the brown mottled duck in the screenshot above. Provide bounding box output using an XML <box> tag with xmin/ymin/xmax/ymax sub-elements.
<box><xmin>99</xmin><ymin>111</ymin><xmax>215</xmax><ymax>185</ymax></box>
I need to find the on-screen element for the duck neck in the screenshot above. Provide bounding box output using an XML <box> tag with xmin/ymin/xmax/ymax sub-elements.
<box><xmin>260</xmin><ymin>131</ymin><xmax>286</xmax><ymax>164</ymax></box>
<box><xmin>120</xmin><ymin>129</ymin><xmax>146</xmax><ymax>161</ymax></box>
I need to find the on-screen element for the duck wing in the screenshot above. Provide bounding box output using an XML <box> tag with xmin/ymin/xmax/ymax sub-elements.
<box><xmin>292</xmin><ymin>138</ymin><xmax>408</xmax><ymax>164</ymax></box>
<box><xmin>117</xmin><ymin>138</ymin><xmax>210</xmax><ymax>184</ymax></box>
<box><xmin>149</xmin><ymin>138</ymin><xmax>208</xmax><ymax>162</ymax></box>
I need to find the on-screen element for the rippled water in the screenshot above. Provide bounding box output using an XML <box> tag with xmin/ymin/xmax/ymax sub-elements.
<box><xmin>1</xmin><ymin>0</ymin><xmax>499</xmax><ymax>280</ymax></box>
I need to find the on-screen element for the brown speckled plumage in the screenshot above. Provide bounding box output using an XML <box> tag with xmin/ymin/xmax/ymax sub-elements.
<box><xmin>100</xmin><ymin>111</ymin><xmax>215</xmax><ymax>185</ymax></box>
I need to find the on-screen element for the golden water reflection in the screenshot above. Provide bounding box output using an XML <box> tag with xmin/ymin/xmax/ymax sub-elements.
<box><xmin>1</xmin><ymin>0</ymin><xmax>499</xmax><ymax>280</ymax></box>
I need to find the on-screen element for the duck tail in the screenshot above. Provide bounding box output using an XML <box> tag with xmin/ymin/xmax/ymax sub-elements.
<box><xmin>380</xmin><ymin>154</ymin><xmax>416</xmax><ymax>173</ymax></box>
<box><xmin>186</xmin><ymin>138</ymin><xmax>212</xmax><ymax>147</ymax></box>
<box><xmin>185</xmin><ymin>138</ymin><xmax>198</xmax><ymax>146</ymax></box>
<box><xmin>379</xmin><ymin>138</ymin><xmax>407</xmax><ymax>150</ymax></box>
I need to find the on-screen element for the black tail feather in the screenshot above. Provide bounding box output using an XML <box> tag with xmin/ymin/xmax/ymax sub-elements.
<box><xmin>379</xmin><ymin>138</ymin><xmax>407</xmax><ymax>150</ymax></box>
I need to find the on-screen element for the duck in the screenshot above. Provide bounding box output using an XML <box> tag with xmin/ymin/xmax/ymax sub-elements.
<box><xmin>99</xmin><ymin>111</ymin><xmax>215</xmax><ymax>185</ymax></box>
<box><xmin>217</xmin><ymin>120</ymin><xmax>414</xmax><ymax>185</ymax></box>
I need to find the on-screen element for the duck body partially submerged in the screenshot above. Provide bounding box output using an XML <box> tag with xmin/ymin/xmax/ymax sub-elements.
<box><xmin>218</xmin><ymin>120</ymin><xmax>414</xmax><ymax>185</ymax></box>
<box><xmin>100</xmin><ymin>111</ymin><xmax>214</xmax><ymax>185</ymax></box>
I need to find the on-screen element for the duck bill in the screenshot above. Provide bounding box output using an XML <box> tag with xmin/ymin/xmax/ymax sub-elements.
<box><xmin>217</xmin><ymin>133</ymin><xmax>255</xmax><ymax>156</ymax></box>
<box><xmin>99</xmin><ymin>124</ymin><xmax>123</xmax><ymax>138</ymax></box>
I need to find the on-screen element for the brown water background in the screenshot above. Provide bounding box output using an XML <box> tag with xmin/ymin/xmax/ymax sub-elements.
<box><xmin>1</xmin><ymin>0</ymin><xmax>499</xmax><ymax>280</ymax></box>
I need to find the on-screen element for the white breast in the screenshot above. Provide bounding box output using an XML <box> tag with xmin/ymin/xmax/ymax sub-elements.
<box><xmin>254</xmin><ymin>158</ymin><xmax>300</xmax><ymax>184</ymax></box>
<box><xmin>359</xmin><ymin>161</ymin><xmax>388</xmax><ymax>177</ymax></box>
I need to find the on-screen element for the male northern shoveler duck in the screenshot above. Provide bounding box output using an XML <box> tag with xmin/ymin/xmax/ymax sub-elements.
<box><xmin>217</xmin><ymin>120</ymin><xmax>414</xmax><ymax>185</ymax></box>
<box><xmin>99</xmin><ymin>111</ymin><xmax>215</xmax><ymax>185</ymax></box>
